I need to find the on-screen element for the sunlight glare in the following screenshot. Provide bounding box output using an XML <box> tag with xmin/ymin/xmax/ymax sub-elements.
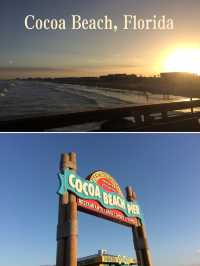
<box><xmin>164</xmin><ymin>48</ymin><xmax>200</xmax><ymax>75</ymax></box>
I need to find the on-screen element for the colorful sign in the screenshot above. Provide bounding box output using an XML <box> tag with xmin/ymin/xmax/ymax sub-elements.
<box><xmin>58</xmin><ymin>169</ymin><xmax>142</xmax><ymax>225</ymax></box>
<box><xmin>101</xmin><ymin>255</ymin><xmax>136</xmax><ymax>265</ymax></box>
<box><xmin>78</xmin><ymin>254</ymin><xmax>136</xmax><ymax>265</ymax></box>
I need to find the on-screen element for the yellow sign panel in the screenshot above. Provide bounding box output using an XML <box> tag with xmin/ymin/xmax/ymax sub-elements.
<box><xmin>102</xmin><ymin>255</ymin><xmax>135</xmax><ymax>264</ymax></box>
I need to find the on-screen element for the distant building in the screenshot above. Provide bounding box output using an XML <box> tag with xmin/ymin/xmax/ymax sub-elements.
<box><xmin>78</xmin><ymin>250</ymin><xmax>137</xmax><ymax>266</ymax></box>
<box><xmin>99</xmin><ymin>74</ymin><xmax>137</xmax><ymax>81</ymax></box>
<box><xmin>160</xmin><ymin>72</ymin><xmax>198</xmax><ymax>80</ymax></box>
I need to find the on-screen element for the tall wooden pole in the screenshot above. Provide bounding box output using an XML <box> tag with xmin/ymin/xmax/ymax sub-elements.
<box><xmin>56</xmin><ymin>153</ymin><xmax>77</xmax><ymax>266</ymax></box>
<box><xmin>126</xmin><ymin>186</ymin><xmax>153</xmax><ymax>266</ymax></box>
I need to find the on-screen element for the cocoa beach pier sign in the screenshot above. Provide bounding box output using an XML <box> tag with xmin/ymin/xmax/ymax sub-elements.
<box><xmin>58</xmin><ymin>169</ymin><xmax>142</xmax><ymax>226</ymax></box>
<box><xmin>56</xmin><ymin>152</ymin><xmax>153</xmax><ymax>266</ymax></box>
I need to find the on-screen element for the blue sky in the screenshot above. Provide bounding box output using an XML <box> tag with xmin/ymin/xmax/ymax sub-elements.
<box><xmin>1</xmin><ymin>0</ymin><xmax>200</xmax><ymax>77</ymax></box>
<box><xmin>0</xmin><ymin>133</ymin><xmax>200</xmax><ymax>266</ymax></box>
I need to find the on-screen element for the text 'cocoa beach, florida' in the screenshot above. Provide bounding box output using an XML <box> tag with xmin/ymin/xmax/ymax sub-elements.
<box><xmin>24</xmin><ymin>14</ymin><xmax>175</xmax><ymax>32</ymax></box>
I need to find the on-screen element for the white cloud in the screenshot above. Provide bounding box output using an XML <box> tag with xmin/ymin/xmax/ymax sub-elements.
<box><xmin>196</xmin><ymin>249</ymin><xmax>200</xmax><ymax>254</ymax></box>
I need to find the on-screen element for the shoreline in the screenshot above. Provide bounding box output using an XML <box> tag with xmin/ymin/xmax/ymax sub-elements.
<box><xmin>2</xmin><ymin>75</ymin><xmax>200</xmax><ymax>98</ymax></box>
<box><xmin>36</xmin><ymin>78</ymin><xmax>200</xmax><ymax>99</ymax></box>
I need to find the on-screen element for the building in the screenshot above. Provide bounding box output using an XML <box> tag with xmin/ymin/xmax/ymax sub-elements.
<box><xmin>99</xmin><ymin>74</ymin><xmax>137</xmax><ymax>81</ymax></box>
<box><xmin>78</xmin><ymin>250</ymin><xmax>137</xmax><ymax>266</ymax></box>
<box><xmin>160</xmin><ymin>72</ymin><xmax>198</xmax><ymax>80</ymax></box>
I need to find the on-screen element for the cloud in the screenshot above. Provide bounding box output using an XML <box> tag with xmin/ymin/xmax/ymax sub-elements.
<box><xmin>196</xmin><ymin>249</ymin><xmax>200</xmax><ymax>254</ymax></box>
<box><xmin>180</xmin><ymin>264</ymin><xmax>200</xmax><ymax>266</ymax></box>
<box><xmin>0</xmin><ymin>66</ymin><xmax>79</xmax><ymax>77</ymax></box>
<box><xmin>0</xmin><ymin>64</ymin><xmax>143</xmax><ymax>79</ymax></box>
<box><xmin>179</xmin><ymin>250</ymin><xmax>200</xmax><ymax>266</ymax></box>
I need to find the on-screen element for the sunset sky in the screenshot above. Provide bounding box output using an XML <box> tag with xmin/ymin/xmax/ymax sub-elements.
<box><xmin>1</xmin><ymin>0</ymin><xmax>200</xmax><ymax>78</ymax></box>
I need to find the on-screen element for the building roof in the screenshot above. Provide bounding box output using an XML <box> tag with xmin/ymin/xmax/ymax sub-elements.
<box><xmin>78</xmin><ymin>250</ymin><xmax>137</xmax><ymax>265</ymax></box>
<box><xmin>160</xmin><ymin>72</ymin><xmax>198</xmax><ymax>78</ymax></box>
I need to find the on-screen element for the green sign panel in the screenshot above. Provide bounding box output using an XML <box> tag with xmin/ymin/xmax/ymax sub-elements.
<box><xmin>58</xmin><ymin>169</ymin><xmax>142</xmax><ymax>220</ymax></box>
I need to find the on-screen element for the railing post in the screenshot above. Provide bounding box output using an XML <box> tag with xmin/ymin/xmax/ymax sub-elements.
<box><xmin>190</xmin><ymin>97</ymin><xmax>194</xmax><ymax>114</ymax></box>
<box><xmin>161</xmin><ymin>111</ymin><xmax>168</xmax><ymax>120</ymax></box>
<box><xmin>143</xmin><ymin>113</ymin><xmax>154</xmax><ymax>124</ymax></box>
<box><xmin>134</xmin><ymin>112</ymin><xmax>143</xmax><ymax>125</ymax></box>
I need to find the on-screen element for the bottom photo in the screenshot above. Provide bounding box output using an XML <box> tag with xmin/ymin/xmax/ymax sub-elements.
<box><xmin>0</xmin><ymin>133</ymin><xmax>199</xmax><ymax>266</ymax></box>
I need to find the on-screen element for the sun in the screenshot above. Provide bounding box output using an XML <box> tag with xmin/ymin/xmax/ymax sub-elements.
<box><xmin>164</xmin><ymin>48</ymin><xmax>200</xmax><ymax>75</ymax></box>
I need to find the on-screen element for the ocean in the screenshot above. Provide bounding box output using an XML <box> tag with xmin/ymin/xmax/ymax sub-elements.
<box><xmin>0</xmin><ymin>80</ymin><xmax>190</xmax><ymax>131</ymax></box>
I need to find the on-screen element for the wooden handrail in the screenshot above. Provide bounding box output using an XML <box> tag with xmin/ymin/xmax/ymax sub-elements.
<box><xmin>1</xmin><ymin>99</ymin><xmax>200</xmax><ymax>131</ymax></box>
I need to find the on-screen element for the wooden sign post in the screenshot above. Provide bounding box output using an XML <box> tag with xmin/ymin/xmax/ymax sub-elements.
<box><xmin>56</xmin><ymin>153</ymin><xmax>77</xmax><ymax>266</ymax></box>
<box><xmin>56</xmin><ymin>152</ymin><xmax>153</xmax><ymax>266</ymax></box>
<box><xmin>126</xmin><ymin>186</ymin><xmax>153</xmax><ymax>266</ymax></box>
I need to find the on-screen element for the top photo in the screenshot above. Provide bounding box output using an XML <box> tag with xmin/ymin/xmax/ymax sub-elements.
<box><xmin>1</xmin><ymin>0</ymin><xmax>200</xmax><ymax>132</ymax></box>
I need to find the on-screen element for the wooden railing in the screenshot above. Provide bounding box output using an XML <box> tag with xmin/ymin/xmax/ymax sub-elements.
<box><xmin>1</xmin><ymin>99</ymin><xmax>200</xmax><ymax>131</ymax></box>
